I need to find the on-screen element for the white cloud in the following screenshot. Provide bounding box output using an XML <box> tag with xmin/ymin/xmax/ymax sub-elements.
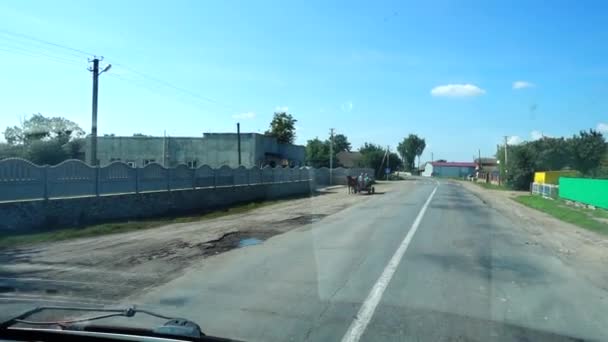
<box><xmin>232</xmin><ymin>112</ymin><xmax>256</xmax><ymax>120</ymax></box>
<box><xmin>507</xmin><ymin>136</ymin><xmax>523</xmax><ymax>145</ymax></box>
<box><xmin>530</xmin><ymin>130</ymin><xmax>544</xmax><ymax>140</ymax></box>
<box><xmin>597</xmin><ymin>122</ymin><xmax>608</xmax><ymax>134</ymax></box>
<box><xmin>341</xmin><ymin>101</ymin><xmax>353</xmax><ymax>112</ymax></box>
<box><xmin>275</xmin><ymin>106</ymin><xmax>289</xmax><ymax>112</ymax></box>
<box><xmin>430</xmin><ymin>84</ymin><xmax>485</xmax><ymax>97</ymax></box>
<box><xmin>513</xmin><ymin>81</ymin><xmax>535</xmax><ymax>89</ymax></box>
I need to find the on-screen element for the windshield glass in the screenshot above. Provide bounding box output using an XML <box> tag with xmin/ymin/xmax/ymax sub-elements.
<box><xmin>1</xmin><ymin>1</ymin><xmax>608</xmax><ymax>341</ymax></box>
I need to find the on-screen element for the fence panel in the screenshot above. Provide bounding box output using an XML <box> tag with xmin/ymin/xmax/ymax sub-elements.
<box><xmin>248</xmin><ymin>167</ymin><xmax>262</xmax><ymax>184</ymax></box>
<box><xmin>559</xmin><ymin>177</ymin><xmax>608</xmax><ymax>209</ymax></box>
<box><xmin>234</xmin><ymin>166</ymin><xmax>248</xmax><ymax>185</ymax></box>
<box><xmin>314</xmin><ymin>167</ymin><xmax>330</xmax><ymax>185</ymax></box>
<box><xmin>47</xmin><ymin>160</ymin><xmax>96</xmax><ymax>198</ymax></box>
<box><xmin>0</xmin><ymin>158</ymin><xmax>46</xmax><ymax>201</ymax></box>
<box><xmin>170</xmin><ymin>164</ymin><xmax>194</xmax><ymax>190</ymax></box>
<box><xmin>299</xmin><ymin>167</ymin><xmax>311</xmax><ymax>182</ymax></box>
<box><xmin>288</xmin><ymin>167</ymin><xmax>299</xmax><ymax>181</ymax></box>
<box><xmin>137</xmin><ymin>163</ymin><xmax>168</xmax><ymax>192</ymax></box>
<box><xmin>194</xmin><ymin>165</ymin><xmax>215</xmax><ymax>188</ymax></box>
<box><xmin>215</xmin><ymin>165</ymin><xmax>234</xmax><ymax>187</ymax></box>
<box><xmin>262</xmin><ymin>166</ymin><xmax>273</xmax><ymax>183</ymax></box>
<box><xmin>531</xmin><ymin>182</ymin><xmax>558</xmax><ymax>199</ymax></box>
<box><xmin>98</xmin><ymin>162</ymin><xmax>136</xmax><ymax>195</ymax></box>
<box><xmin>331</xmin><ymin>167</ymin><xmax>347</xmax><ymax>185</ymax></box>
<box><xmin>272</xmin><ymin>167</ymin><xmax>284</xmax><ymax>182</ymax></box>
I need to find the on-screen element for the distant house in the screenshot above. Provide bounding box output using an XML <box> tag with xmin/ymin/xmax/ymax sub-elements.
<box><xmin>422</xmin><ymin>161</ymin><xmax>476</xmax><ymax>178</ymax></box>
<box><xmin>475</xmin><ymin>157</ymin><xmax>499</xmax><ymax>183</ymax></box>
<box><xmin>336</xmin><ymin>151</ymin><xmax>361</xmax><ymax>168</ymax></box>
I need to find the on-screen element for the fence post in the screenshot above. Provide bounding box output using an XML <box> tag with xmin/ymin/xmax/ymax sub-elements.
<box><xmin>192</xmin><ymin>168</ymin><xmax>196</xmax><ymax>190</ymax></box>
<box><xmin>247</xmin><ymin>169</ymin><xmax>251</xmax><ymax>186</ymax></box>
<box><xmin>42</xmin><ymin>165</ymin><xmax>49</xmax><ymax>200</ymax></box>
<box><xmin>95</xmin><ymin>166</ymin><xmax>100</xmax><ymax>197</ymax></box>
<box><xmin>135</xmin><ymin>167</ymin><xmax>140</xmax><ymax>194</ymax></box>
<box><xmin>167</xmin><ymin>167</ymin><xmax>171</xmax><ymax>191</ymax></box>
<box><xmin>213</xmin><ymin>169</ymin><xmax>217</xmax><ymax>188</ymax></box>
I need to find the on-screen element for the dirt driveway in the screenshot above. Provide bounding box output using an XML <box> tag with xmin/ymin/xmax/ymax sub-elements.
<box><xmin>0</xmin><ymin>181</ymin><xmax>406</xmax><ymax>304</ymax></box>
<box><xmin>457</xmin><ymin>180</ymin><xmax>608</xmax><ymax>292</ymax></box>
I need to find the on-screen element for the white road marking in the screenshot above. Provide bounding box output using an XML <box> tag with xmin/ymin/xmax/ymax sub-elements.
<box><xmin>341</xmin><ymin>185</ymin><xmax>438</xmax><ymax>342</ymax></box>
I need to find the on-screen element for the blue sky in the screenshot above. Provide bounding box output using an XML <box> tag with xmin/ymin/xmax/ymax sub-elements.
<box><xmin>1</xmin><ymin>0</ymin><xmax>607</xmax><ymax>162</ymax></box>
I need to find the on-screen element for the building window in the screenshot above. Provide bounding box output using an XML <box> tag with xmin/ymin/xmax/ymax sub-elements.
<box><xmin>110</xmin><ymin>158</ymin><xmax>121</xmax><ymax>162</ymax></box>
<box><xmin>126</xmin><ymin>161</ymin><xmax>136</xmax><ymax>168</ymax></box>
<box><xmin>186</xmin><ymin>160</ymin><xmax>198</xmax><ymax>169</ymax></box>
<box><xmin>143</xmin><ymin>159</ymin><xmax>156</xmax><ymax>166</ymax></box>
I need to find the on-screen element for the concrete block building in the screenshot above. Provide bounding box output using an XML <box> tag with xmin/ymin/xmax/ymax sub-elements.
<box><xmin>86</xmin><ymin>133</ymin><xmax>305</xmax><ymax>168</ymax></box>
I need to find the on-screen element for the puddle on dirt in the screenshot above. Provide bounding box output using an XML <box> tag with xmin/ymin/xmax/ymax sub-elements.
<box><xmin>238</xmin><ymin>238</ymin><xmax>263</xmax><ymax>248</ymax></box>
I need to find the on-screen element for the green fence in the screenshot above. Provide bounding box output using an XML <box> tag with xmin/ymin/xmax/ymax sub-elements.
<box><xmin>559</xmin><ymin>177</ymin><xmax>608</xmax><ymax>209</ymax></box>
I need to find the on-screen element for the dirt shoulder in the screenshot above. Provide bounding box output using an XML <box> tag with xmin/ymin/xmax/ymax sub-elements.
<box><xmin>0</xmin><ymin>181</ymin><xmax>403</xmax><ymax>303</ymax></box>
<box><xmin>457</xmin><ymin>180</ymin><xmax>608</xmax><ymax>291</ymax></box>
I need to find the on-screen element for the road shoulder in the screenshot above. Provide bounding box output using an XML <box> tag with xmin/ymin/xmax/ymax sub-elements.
<box><xmin>456</xmin><ymin>180</ymin><xmax>608</xmax><ymax>291</ymax></box>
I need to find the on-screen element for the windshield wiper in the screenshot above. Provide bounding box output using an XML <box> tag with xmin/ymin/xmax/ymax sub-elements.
<box><xmin>0</xmin><ymin>305</ymin><xmax>232</xmax><ymax>341</ymax></box>
<box><xmin>0</xmin><ymin>305</ymin><xmax>173</xmax><ymax>329</ymax></box>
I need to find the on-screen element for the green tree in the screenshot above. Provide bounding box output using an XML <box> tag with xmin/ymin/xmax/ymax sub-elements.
<box><xmin>26</xmin><ymin>140</ymin><xmax>69</xmax><ymax>165</ymax></box>
<box><xmin>305</xmin><ymin>138</ymin><xmax>330</xmax><ymax>168</ymax></box>
<box><xmin>357</xmin><ymin>143</ymin><xmax>402</xmax><ymax>178</ymax></box>
<box><xmin>398</xmin><ymin>134</ymin><xmax>426</xmax><ymax>171</ymax></box>
<box><xmin>305</xmin><ymin>133</ymin><xmax>353</xmax><ymax>167</ymax></box>
<box><xmin>569</xmin><ymin>129</ymin><xmax>606</xmax><ymax>176</ymax></box>
<box><xmin>0</xmin><ymin>143</ymin><xmax>26</xmax><ymax>160</ymax></box>
<box><xmin>332</xmin><ymin>134</ymin><xmax>351</xmax><ymax>152</ymax></box>
<box><xmin>497</xmin><ymin>130</ymin><xmax>607</xmax><ymax>190</ymax></box>
<box><xmin>4</xmin><ymin>113</ymin><xmax>84</xmax><ymax>145</ymax></box>
<box><xmin>265</xmin><ymin>112</ymin><xmax>297</xmax><ymax>144</ymax></box>
<box><xmin>2</xmin><ymin>114</ymin><xmax>85</xmax><ymax>163</ymax></box>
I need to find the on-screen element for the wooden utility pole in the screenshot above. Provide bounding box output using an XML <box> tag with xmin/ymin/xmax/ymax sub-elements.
<box><xmin>504</xmin><ymin>136</ymin><xmax>509</xmax><ymax>174</ymax></box>
<box><xmin>88</xmin><ymin>58</ymin><xmax>99</xmax><ymax>165</ymax></box>
<box><xmin>329</xmin><ymin>128</ymin><xmax>335</xmax><ymax>185</ymax></box>
<box><xmin>87</xmin><ymin>57</ymin><xmax>111</xmax><ymax>166</ymax></box>
<box><xmin>237</xmin><ymin>123</ymin><xmax>241</xmax><ymax>166</ymax></box>
<box><xmin>386</xmin><ymin>145</ymin><xmax>390</xmax><ymax>180</ymax></box>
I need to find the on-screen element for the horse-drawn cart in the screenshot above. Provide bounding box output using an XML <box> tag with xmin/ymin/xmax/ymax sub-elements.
<box><xmin>347</xmin><ymin>175</ymin><xmax>375</xmax><ymax>195</ymax></box>
<box><xmin>358</xmin><ymin>178</ymin><xmax>375</xmax><ymax>194</ymax></box>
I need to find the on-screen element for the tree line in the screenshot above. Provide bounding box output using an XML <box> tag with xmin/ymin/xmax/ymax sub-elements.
<box><xmin>263</xmin><ymin>111</ymin><xmax>426</xmax><ymax>178</ymax></box>
<box><xmin>499</xmin><ymin>129</ymin><xmax>608</xmax><ymax>190</ymax></box>
<box><xmin>0</xmin><ymin>114</ymin><xmax>86</xmax><ymax>165</ymax></box>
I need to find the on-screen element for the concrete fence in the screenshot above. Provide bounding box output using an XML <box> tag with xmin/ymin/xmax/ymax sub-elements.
<box><xmin>0</xmin><ymin>158</ymin><xmax>317</xmax><ymax>202</ymax></box>
<box><xmin>0</xmin><ymin>160</ymin><xmax>374</xmax><ymax>232</ymax></box>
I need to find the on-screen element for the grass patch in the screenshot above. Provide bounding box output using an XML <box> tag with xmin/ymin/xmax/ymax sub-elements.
<box><xmin>513</xmin><ymin>195</ymin><xmax>608</xmax><ymax>235</ymax></box>
<box><xmin>0</xmin><ymin>200</ymin><xmax>285</xmax><ymax>248</ymax></box>
<box><xmin>474</xmin><ymin>182</ymin><xmax>509</xmax><ymax>191</ymax></box>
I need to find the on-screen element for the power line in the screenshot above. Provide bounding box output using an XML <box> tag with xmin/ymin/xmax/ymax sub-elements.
<box><xmin>0</xmin><ymin>46</ymin><xmax>82</xmax><ymax>68</ymax></box>
<box><xmin>112</xmin><ymin>63</ymin><xmax>240</xmax><ymax>111</ymax></box>
<box><xmin>0</xmin><ymin>29</ymin><xmax>244</xmax><ymax>113</ymax></box>
<box><xmin>0</xmin><ymin>29</ymin><xmax>93</xmax><ymax>57</ymax></box>
<box><xmin>106</xmin><ymin>73</ymin><xmax>222</xmax><ymax>108</ymax></box>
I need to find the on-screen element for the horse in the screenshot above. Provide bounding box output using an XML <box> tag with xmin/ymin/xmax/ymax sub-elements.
<box><xmin>346</xmin><ymin>175</ymin><xmax>358</xmax><ymax>194</ymax></box>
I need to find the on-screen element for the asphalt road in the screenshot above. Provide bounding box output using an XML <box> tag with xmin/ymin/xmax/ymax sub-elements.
<box><xmin>120</xmin><ymin>180</ymin><xmax>606</xmax><ymax>341</ymax></box>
